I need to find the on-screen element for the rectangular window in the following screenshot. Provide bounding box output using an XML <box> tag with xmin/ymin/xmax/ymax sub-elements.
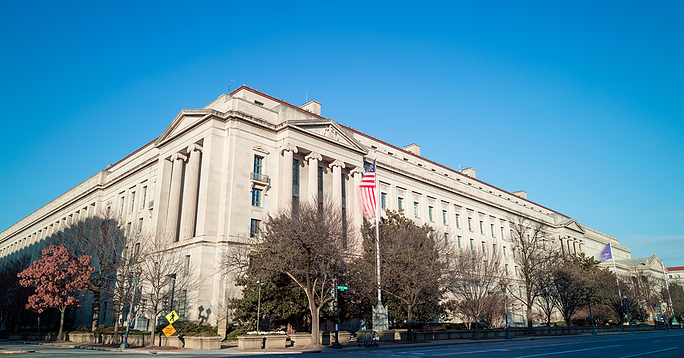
<box><xmin>130</xmin><ymin>191</ymin><xmax>135</xmax><ymax>213</ymax></box>
<box><xmin>398</xmin><ymin>197</ymin><xmax>404</xmax><ymax>213</ymax></box>
<box><xmin>251</xmin><ymin>189</ymin><xmax>262</xmax><ymax>207</ymax></box>
<box><xmin>515</xmin><ymin>266</ymin><xmax>519</xmax><ymax>277</ymax></box>
<box><xmin>505</xmin><ymin>264</ymin><xmax>509</xmax><ymax>275</ymax></box>
<box><xmin>469</xmin><ymin>238</ymin><xmax>474</xmax><ymax>250</ymax></box>
<box><xmin>501</xmin><ymin>227</ymin><xmax>505</xmax><ymax>240</ymax></box>
<box><xmin>429</xmin><ymin>230</ymin><xmax>435</xmax><ymax>239</ymax></box>
<box><xmin>442</xmin><ymin>210</ymin><xmax>448</xmax><ymax>225</ymax></box>
<box><xmin>493</xmin><ymin>243</ymin><xmax>497</xmax><ymax>255</ymax></box>
<box><xmin>126</xmin><ymin>223</ymin><xmax>131</xmax><ymax>237</ymax></box>
<box><xmin>184</xmin><ymin>255</ymin><xmax>191</xmax><ymax>275</ymax></box>
<box><xmin>414</xmin><ymin>202</ymin><xmax>419</xmax><ymax>218</ymax></box>
<box><xmin>293</xmin><ymin>159</ymin><xmax>300</xmax><ymax>197</ymax></box>
<box><xmin>341</xmin><ymin>174</ymin><xmax>346</xmax><ymax>199</ymax></box>
<box><xmin>428</xmin><ymin>206</ymin><xmax>434</xmax><ymax>221</ymax></box>
<box><xmin>381</xmin><ymin>193</ymin><xmax>387</xmax><ymax>209</ymax></box>
<box><xmin>137</xmin><ymin>218</ymin><xmax>143</xmax><ymax>234</ymax></box>
<box><xmin>503</xmin><ymin>246</ymin><xmax>507</xmax><ymax>257</ymax></box>
<box><xmin>254</xmin><ymin>156</ymin><xmax>263</xmax><ymax>174</ymax></box>
<box><xmin>481</xmin><ymin>241</ymin><xmax>486</xmax><ymax>252</ymax></box>
<box><xmin>468</xmin><ymin>217</ymin><xmax>472</xmax><ymax>231</ymax></box>
<box><xmin>317</xmin><ymin>167</ymin><xmax>323</xmax><ymax>192</ymax></box>
<box><xmin>455</xmin><ymin>214</ymin><xmax>460</xmax><ymax>228</ymax></box>
<box><xmin>491</xmin><ymin>223</ymin><xmax>495</xmax><ymax>237</ymax></box>
<box><xmin>479</xmin><ymin>220</ymin><xmax>484</xmax><ymax>234</ymax></box>
<box><xmin>444</xmin><ymin>233</ymin><xmax>449</xmax><ymax>246</ymax></box>
<box><xmin>120</xmin><ymin>196</ymin><xmax>125</xmax><ymax>216</ymax></box>
<box><xmin>250</xmin><ymin>219</ymin><xmax>261</xmax><ymax>238</ymax></box>
<box><xmin>141</xmin><ymin>186</ymin><xmax>147</xmax><ymax>209</ymax></box>
<box><xmin>457</xmin><ymin>236</ymin><xmax>462</xmax><ymax>248</ymax></box>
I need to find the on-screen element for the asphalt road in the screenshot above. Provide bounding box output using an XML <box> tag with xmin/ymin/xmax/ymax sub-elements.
<box><xmin>1</xmin><ymin>330</ymin><xmax>681</xmax><ymax>357</ymax></box>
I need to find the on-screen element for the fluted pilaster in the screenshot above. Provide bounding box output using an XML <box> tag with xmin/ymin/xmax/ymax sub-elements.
<box><xmin>180</xmin><ymin>144</ymin><xmax>203</xmax><ymax>240</ymax></box>
<box><xmin>166</xmin><ymin>152</ymin><xmax>187</xmax><ymax>242</ymax></box>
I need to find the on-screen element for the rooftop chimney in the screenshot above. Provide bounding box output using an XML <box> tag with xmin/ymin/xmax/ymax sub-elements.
<box><xmin>460</xmin><ymin>167</ymin><xmax>476</xmax><ymax>178</ymax></box>
<box><xmin>402</xmin><ymin>143</ymin><xmax>421</xmax><ymax>156</ymax></box>
<box><xmin>513</xmin><ymin>190</ymin><xmax>527</xmax><ymax>199</ymax></box>
<box><xmin>301</xmin><ymin>100</ymin><xmax>321</xmax><ymax>115</ymax></box>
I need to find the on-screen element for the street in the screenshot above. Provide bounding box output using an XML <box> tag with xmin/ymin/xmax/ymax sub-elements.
<box><xmin>0</xmin><ymin>330</ymin><xmax>681</xmax><ymax>357</ymax></box>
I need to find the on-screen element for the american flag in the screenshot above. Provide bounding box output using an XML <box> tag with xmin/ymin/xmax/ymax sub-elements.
<box><xmin>360</xmin><ymin>159</ymin><xmax>377</xmax><ymax>219</ymax></box>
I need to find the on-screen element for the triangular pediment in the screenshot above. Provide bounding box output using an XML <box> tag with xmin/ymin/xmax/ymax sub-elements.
<box><xmin>558</xmin><ymin>218</ymin><xmax>586</xmax><ymax>234</ymax></box>
<box><xmin>155</xmin><ymin>109</ymin><xmax>217</xmax><ymax>147</ymax></box>
<box><xmin>290</xmin><ymin>120</ymin><xmax>367</xmax><ymax>153</ymax></box>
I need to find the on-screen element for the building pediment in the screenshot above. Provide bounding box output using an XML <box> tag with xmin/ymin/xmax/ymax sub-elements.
<box><xmin>557</xmin><ymin>218</ymin><xmax>586</xmax><ymax>234</ymax></box>
<box><xmin>289</xmin><ymin>120</ymin><xmax>368</xmax><ymax>153</ymax></box>
<box><xmin>155</xmin><ymin>109</ymin><xmax>219</xmax><ymax>147</ymax></box>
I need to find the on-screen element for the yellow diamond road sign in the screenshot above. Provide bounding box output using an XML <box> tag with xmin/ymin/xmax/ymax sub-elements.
<box><xmin>166</xmin><ymin>310</ymin><xmax>179</xmax><ymax>324</ymax></box>
<box><xmin>162</xmin><ymin>324</ymin><xmax>176</xmax><ymax>338</ymax></box>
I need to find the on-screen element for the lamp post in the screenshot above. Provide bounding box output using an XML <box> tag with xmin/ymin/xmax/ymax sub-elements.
<box><xmin>256</xmin><ymin>281</ymin><xmax>264</xmax><ymax>334</ymax></box>
<box><xmin>623</xmin><ymin>296</ymin><xmax>633</xmax><ymax>333</ymax></box>
<box><xmin>500</xmin><ymin>279</ymin><xmax>511</xmax><ymax>340</ymax></box>
<box><xmin>587</xmin><ymin>293</ymin><xmax>596</xmax><ymax>335</ymax></box>
<box><xmin>120</xmin><ymin>268</ymin><xmax>142</xmax><ymax>349</ymax></box>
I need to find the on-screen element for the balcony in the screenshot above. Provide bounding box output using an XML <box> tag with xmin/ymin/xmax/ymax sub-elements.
<box><xmin>250</xmin><ymin>172</ymin><xmax>270</xmax><ymax>190</ymax></box>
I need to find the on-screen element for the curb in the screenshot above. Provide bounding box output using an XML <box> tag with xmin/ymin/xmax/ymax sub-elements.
<box><xmin>16</xmin><ymin>341</ymin><xmax>175</xmax><ymax>355</ymax></box>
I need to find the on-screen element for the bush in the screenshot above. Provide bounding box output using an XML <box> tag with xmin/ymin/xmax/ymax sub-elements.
<box><xmin>225</xmin><ymin>325</ymin><xmax>250</xmax><ymax>342</ymax></box>
<box><xmin>154</xmin><ymin>321</ymin><xmax>218</xmax><ymax>337</ymax></box>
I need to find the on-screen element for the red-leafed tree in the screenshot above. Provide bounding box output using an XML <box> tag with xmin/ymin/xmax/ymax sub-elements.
<box><xmin>18</xmin><ymin>245</ymin><xmax>94</xmax><ymax>340</ymax></box>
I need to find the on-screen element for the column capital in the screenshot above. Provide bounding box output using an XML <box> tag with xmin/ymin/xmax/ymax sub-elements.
<box><xmin>171</xmin><ymin>153</ymin><xmax>187</xmax><ymax>162</ymax></box>
<box><xmin>188</xmin><ymin>143</ymin><xmax>203</xmax><ymax>153</ymax></box>
<box><xmin>280</xmin><ymin>144</ymin><xmax>298</xmax><ymax>155</ymax></box>
<box><xmin>304</xmin><ymin>151</ymin><xmax>322</xmax><ymax>162</ymax></box>
<box><xmin>328</xmin><ymin>159</ymin><xmax>346</xmax><ymax>169</ymax></box>
<box><xmin>350</xmin><ymin>167</ymin><xmax>365</xmax><ymax>176</ymax></box>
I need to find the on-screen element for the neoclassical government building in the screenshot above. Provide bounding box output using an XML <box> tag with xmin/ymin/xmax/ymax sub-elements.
<box><xmin>0</xmin><ymin>86</ymin><xmax>633</xmax><ymax>328</ymax></box>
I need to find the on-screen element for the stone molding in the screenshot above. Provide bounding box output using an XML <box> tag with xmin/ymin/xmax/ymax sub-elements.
<box><xmin>328</xmin><ymin>159</ymin><xmax>346</xmax><ymax>169</ymax></box>
<box><xmin>304</xmin><ymin>151</ymin><xmax>322</xmax><ymax>162</ymax></box>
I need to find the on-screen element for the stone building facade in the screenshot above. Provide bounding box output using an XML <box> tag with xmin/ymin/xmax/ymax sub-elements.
<box><xmin>0</xmin><ymin>86</ymin><xmax>632</xmax><ymax>328</ymax></box>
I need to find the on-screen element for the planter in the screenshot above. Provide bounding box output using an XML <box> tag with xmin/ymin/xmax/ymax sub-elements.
<box><xmin>69</xmin><ymin>333</ymin><xmax>96</xmax><ymax>344</ymax></box>
<box><xmin>184</xmin><ymin>336</ymin><xmax>222</xmax><ymax>350</ymax></box>
<box><xmin>290</xmin><ymin>334</ymin><xmax>312</xmax><ymax>347</ymax></box>
<box><xmin>448</xmin><ymin>330</ymin><xmax>461</xmax><ymax>339</ymax></box>
<box><xmin>411</xmin><ymin>331</ymin><xmax>425</xmax><ymax>341</ymax></box>
<box><xmin>399</xmin><ymin>331</ymin><xmax>409</xmax><ymax>341</ymax></box>
<box><xmin>264</xmin><ymin>335</ymin><xmax>287</xmax><ymax>349</ymax></box>
<box><xmin>377</xmin><ymin>331</ymin><xmax>395</xmax><ymax>342</ymax></box>
<box><xmin>423</xmin><ymin>331</ymin><xmax>435</xmax><ymax>340</ymax></box>
<box><xmin>238</xmin><ymin>335</ymin><xmax>264</xmax><ymax>350</ymax></box>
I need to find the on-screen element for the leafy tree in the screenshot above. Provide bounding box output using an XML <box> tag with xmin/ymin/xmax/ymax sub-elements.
<box><xmin>17</xmin><ymin>245</ymin><xmax>93</xmax><ymax>340</ymax></box>
<box><xmin>222</xmin><ymin>197</ymin><xmax>352</xmax><ymax>347</ymax></box>
<box><xmin>446</xmin><ymin>248</ymin><xmax>502</xmax><ymax>338</ymax></box>
<box><xmin>507</xmin><ymin>217</ymin><xmax>560</xmax><ymax>334</ymax></box>
<box><xmin>352</xmin><ymin>210</ymin><xmax>445</xmax><ymax>339</ymax></box>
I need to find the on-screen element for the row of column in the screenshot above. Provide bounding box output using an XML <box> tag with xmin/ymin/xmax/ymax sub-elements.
<box><xmin>280</xmin><ymin>145</ymin><xmax>366</xmax><ymax>232</ymax></box>
<box><xmin>165</xmin><ymin>143</ymin><xmax>203</xmax><ymax>242</ymax></box>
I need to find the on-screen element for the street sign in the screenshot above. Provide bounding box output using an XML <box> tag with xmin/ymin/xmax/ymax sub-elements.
<box><xmin>337</xmin><ymin>286</ymin><xmax>348</xmax><ymax>291</ymax></box>
<box><xmin>162</xmin><ymin>324</ymin><xmax>176</xmax><ymax>338</ymax></box>
<box><xmin>165</xmin><ymin>310</ymin><xmax>179</xmax><ymax>324</ymax></box>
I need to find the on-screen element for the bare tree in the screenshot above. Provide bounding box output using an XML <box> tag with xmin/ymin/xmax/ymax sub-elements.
<box><xmin>550</xmin><ymin>262</ymin><xmax>585</xmax><ymax>332</ymax></box>
<box><xmin>138</xmin><ymin>234</ymin><xmax>202</xmax><ymax>346</ymax></box>
<box><xmin>221</xmin><ymin>197</ymin><xmax>353</xmax><ymax>347</ymax></box>
<box><xmin>445</xmin><ymin>248</ymin><xmax>503</xmax><ymax>338</ymax></box>
<box><xmin>352</xmin><ymin>210</ymin><xmax>445</xmax><ymax>339</ymax></box>
<box><xmin>51</xmin><ymin>207</ymin><xmax>128</xmax><ymax>331</ymax></box>
<box><xmin>629</xmin><ymin>268</ymin><xmax>663</xmax><ymax>321</ymax></box>
<box><xmin>507</xmin><ymin>216</ymin><xmax>560</xmax><ymax>334</ymax></box>
<box><xmin>536</xmin><ymin>275</ymin><xmax>557</xmax><ymax>327</ymax></box>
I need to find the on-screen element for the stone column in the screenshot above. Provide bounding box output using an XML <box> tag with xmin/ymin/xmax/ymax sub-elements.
<box><xmin>280</xmin><ymin>144</ymin><xmax>298</xmax><ymax>206</ymax></box>
<box><xmin>351</xmin><ymin>167</ymin><xmax>365</xmax><ymax>234</ymax></box>
<box><xmin>180</xmin><ymin>144</ymin><xmax>202</xmax><ymax>240</ymax></box>
<box><xmin>165</xmin><ymin>152</ymin><xmax>187</xmax><ymax>242</ymax></box>
<box><xmin>329</xmin><ymin>160</ymin><xmax>346</xmax><ymax>208</ymax></box>
<box><xmin>305</xmin><ymin>152</ymin><xmax>322</xmax><ymax>202</ymax></box>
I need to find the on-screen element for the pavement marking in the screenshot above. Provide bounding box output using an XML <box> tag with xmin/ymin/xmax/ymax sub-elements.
<box><xmin>512</xmin><ymin>344</ymin><xmax>622</xmax><ymax>358</ymax></box>
<box><xmin>616</xmin><ymin>346</ymin><xmax>678</xmax><ymax>358</ymax></box>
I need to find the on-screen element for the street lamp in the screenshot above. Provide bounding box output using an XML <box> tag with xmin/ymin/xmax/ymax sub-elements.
<box><xmin>256</xmin><ymin>280</ymin><xmax>264</xmax><ymax>334</ymax></box>
<box><xmin>586</xmin><ymin>293</ymin><xmax>596</xmax><ymax>335</ymax></box>
<box><xmin>499</xmin><ymin>279</ymin><xmax>511</xmax><ymax>340</ymax></box>
<box><xmin>121</xmin><ymin>268</ymin><xmax>143</xmax><ymax>349</ymax></box>
<box><xmin>623</xmin><ymin>295</ymin><xmax>633</xmax><ymax>333</ymax></box>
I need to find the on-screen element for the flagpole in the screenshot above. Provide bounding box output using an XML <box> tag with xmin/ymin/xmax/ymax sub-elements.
<box><xmin>374</xmin><ymin>150</ymin><xmax>381</xmax><ymax>305</ymax></box>
<box><xmin>609</xmin><ymin>239</ymin><xmax>623</xmax><ymax>302</ymax></box>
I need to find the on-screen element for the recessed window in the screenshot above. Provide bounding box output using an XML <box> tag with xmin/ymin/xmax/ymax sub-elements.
<box><xmin>469</xmin><ymin>238</ymin><xmax>474</xmax><ymax>250</ymax></box>
<box><xmin>414</xmin><ymin>202</ymin><xmax>420</xmax><ymax>218</ymax></box>
<box><xmin>491</xmin><ymin>223</ymin><xmax>495</xmax><ymax>237</ymax></box>
<box><xmin>455</xmin><ymin>214</ymin><xmax>460</xmax><ymax>228</ymax></box>
<box><xmin>254</xmin><ymin>156</ymin><xmax>264</xmax><ymax>174</ymax></box>
<box><xmin>254</xmin><ymin>100</ymin><xmax>264</xmax><ymax>106</ymax></box>
<box><xmin>251</xmin><ymin>189</ymin><xmax>262</xmax><ymax>207</ymax></box>
<box><xmin>444</xmin><ymin>233</ymin><xmax>449</xmax><ymax>246</ymax></box>
<box><xmin>428</xmin><ymin>206</ymin><xmax>434</xmax><ymax>221</ymax></box>
<box><xmin>479</xmin><ymin>220</ymin><xmax>484</xmax><ymax>234</ymax></box>
<box><xmin>141</xmin><ymin>186</ymin><xmax>147</xmax><ymax>209</ymax></box>
<box><xmin>398</xmin><ymin>197</ymin><xmax>404</xmax><ymax>213</ymax></box>
<box><xmin>468</xmin><ymin>217</ymin><xmax>473</xmax><ymax>231</ymax></box>
<box><xmin>381</xmin><ymin>193</ymin><xmax>387</xmax><ymax>209</ymax></box>
<box><xmin>250</xmin><ymin>219</ymin><xmax>261</xmax><ymax>238</ymax></box>
<box><xmin>129</xmin><ymin>191</ymin><xmax>136</xmax><ymax>213</ymax></box>
<box><xmin>442</xmin><ymin>210</ymin><xmax>448</xmax><ymax>225</ymax></box>
<box><xmin>457</xmin><ymin>236</ymin><xmax>462</xmax><ymax>248</ymax></box>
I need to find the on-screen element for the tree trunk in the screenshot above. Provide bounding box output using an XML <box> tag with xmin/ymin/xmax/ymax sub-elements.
<box><xmin>113</xmin><ymin>302</ymin><xmax>122</xmax><ymax>345</ymax></box>
<box><xmin>526</xmin><ymin>305</ymin><xmax>533</xmax><ymax>335</ymax></box>
<box><xmin>406</xmin><ymin>305</ymin><xmax>413</xmax><ymax>341</ymax></box>
<box><xmin>92</xmin><ymin>290</ymin><xmax>101</xmax><ymax>331</ymax></box>
<box><xmin>58</xmin><ymin>307</ymin><xmax>66</xmax><ymax>341</ymax></box>
<box><xmin>308</xmin><ymin>291</ymin><xmax>321</xmax><ymax>347</ymax></box>
<box><xmin>148</xmin><ymin>311</ymin><xmax>158</xmax><ymax>346</ymax></box>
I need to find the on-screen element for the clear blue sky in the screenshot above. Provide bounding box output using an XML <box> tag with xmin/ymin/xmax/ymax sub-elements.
<box><xmin>1</xmin><ymin>1</ymin><xmax>682</xmax><ymax>266</ymax></box>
